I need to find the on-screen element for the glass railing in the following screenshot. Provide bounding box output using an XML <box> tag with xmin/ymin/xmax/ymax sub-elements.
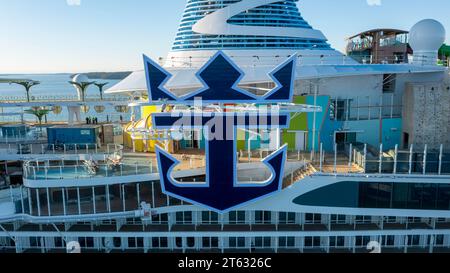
<box><xmin>0</xmin><ymin>143</ymin><xmax>123</xmax><ymax>156</ymax></box>
<box><xmin>0</xmin><ymin>95</ymin><xmax>130</xmax><ymax>104</ymax></box>
<box><xmin>23</xmin><ymin>162</ymin><xmax>158</xmax><ymax>181</ymax></box>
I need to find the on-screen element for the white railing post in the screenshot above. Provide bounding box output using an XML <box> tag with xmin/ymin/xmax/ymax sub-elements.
<box><xmin>20</xmin><ymin>186</ymin><xmax>25</xmax><ymax>214</ymax></box>
<box><xmin>77</xmin><ymin>187</ymin><xmax>81</xmax><ymax>215</ymax></box>
<box><xmin>356</xmin><ymin>96</ymin><xmax>360</xmax><ymax>121</ymax></box>
<box><xmin>9</xmin><ymin>186</ymin><xmax>13</xmax><ymax>203</ymax></box>
<box><xmin>46</xmin><ymin>188</ymin><xmax>51</xmax><ymax>216</ymax></box>
<box><xmin>439</xmin><ymin>144</ymin><xmax>444</xmax><ymax>175</ymax></box>
<box><xmin>52</xmin><ymin>144</ymin><xmax>55</xmax><ymax>154</ymax></box>
<box><xmin>409</xmin><ymin>144</ymin><xmax>414</xmax><ymax>175</ymax></box>
<box><xmin>334</xmin><ymin>143</ymin><xmax>337</xmax><ymax>174</ymax></box>
<box><xmin>59</xmin><ymin>166</ymin><xmax>63</xmax><ymax>179</ymax></box>
<box><xmin>86</xmin><ymin>144</ymin><xmax>88</xmax><ymax>154</ymax></box>
<box><xmin>33</xmin><ymin>166</ymin><xmax>36</xmax><ymax>180</ymax></box>
<box><xmin>120</xmin><ymin>164</ymin><xmax>123</xmax><ymax>176</ymax></box>
<box><xmin>348</xmin><ymin>143</ymin><xmax>353</xmax><ymax>173</ymax></box>
<box><xmin>394</xmin><ymin>145</ymin><xmax>398</xmax><ymax>174</ymax></box>
<box><xmin>122</xmin><ymin>185</ymin><xmax>126</xmax><ymax>212</ymax></box>
<box><xmin>74</xmin><ymin>144</ymin><xmax>77</xmax><ymax>154</ymax></box>
<box><xmin>135</xmin><ymin>162</ymin><xmax>138</xmax><ymax>175</ymax></box>
<box><xmin>62</xmin><ymin>189</ymin><xmax>67</xmax><ymax>216</ymax></box>
<box><xmin>319</xmin><ymin>143</ymin><xmax>323</xmax><ymax>172</ymax></box>
<box><xmin>106</xmin><ymin>185</ymin><xmax>111</xmax><ymax>213</ymax></box>
<box><xmin>41</xmin><ymin>144</ymin><xmax>45</xmax><ymax>154</ymax></box>
<box><xmin>63</xmin><ymin>144</ymin><xmax>66</xmax><ymax>154</ymax></box>
<box><xmin>379</xmin><ymin>144</ymin><xmax>383</xmax><ymax>174</ymax></box>
<box><xmin>135</xmin><ymin>183</ymin><xmax>141</xmax><ymax>209</ymax></box>
<box><xmin>36</xmin><ymin>189</ymin><xmax>42</xmax><ymax>216</ymax></box>
<box><xmin>92</xmin><ymin>187</ymin><xmax>96</xmax><ymax>215</ymax></box>
<box><xmin>423</xmin><ymin>144</ymin><xmax>428</xmax><ymax>175</ymax></box>
<box><xmin>19</xmin><ymin>144</ymin><xmax>22</xmax><ymax>155</ymax></box>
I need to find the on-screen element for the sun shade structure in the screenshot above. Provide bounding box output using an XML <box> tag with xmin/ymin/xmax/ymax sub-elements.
<box><xmin>0</xmin><ymin>78</ymin><xmax>40</xmax><ymax>102</ymax></box>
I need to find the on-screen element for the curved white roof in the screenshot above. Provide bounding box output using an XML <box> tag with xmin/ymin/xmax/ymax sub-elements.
<box><xmin>106</xmin><ymin>62</ymin><xmax>446</xmax><ymax>95</ymax></box>
<box><xmin>72</xmin><ymin>74</ymin><xmax>90</xmax><ymax>83</ymax></box>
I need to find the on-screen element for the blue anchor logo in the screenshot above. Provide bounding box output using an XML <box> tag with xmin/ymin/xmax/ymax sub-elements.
<box><xmin>144</xmin><ymin>51</ymin><xmax>296</xmax><ymax>213</ymax></box>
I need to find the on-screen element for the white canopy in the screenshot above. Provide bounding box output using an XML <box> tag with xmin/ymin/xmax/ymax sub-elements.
<box><xmin>106</xmin><ymin>63</ymin><xmax>446</xmax><ymax>95</ymax></box>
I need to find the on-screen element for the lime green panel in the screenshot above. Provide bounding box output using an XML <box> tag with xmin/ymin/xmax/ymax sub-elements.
<box><xmin>237</xmin><ymin>129</ymin><xmax>246</xmax><ymax>151</ymax></box>
<box><xmin>282</xmin><ymin>131</ymin><xmax>296</xmax><ymax>151</ymax></box>
<box><xmin>288</xmin><ymin>96</ymin><xmax>308</xmax><ymax>131</ymax></box>
<box><xmin>282</xmin><ymin>96</ymin><xmax>308</xmax><ymax>151</ymax></box>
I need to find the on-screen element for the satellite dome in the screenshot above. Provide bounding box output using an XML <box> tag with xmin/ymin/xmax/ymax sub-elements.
<box><xmin>72</xmin><ymin>74</ymin><xmax>90</xmax><ymax>84</ymax></box>
<box><xmin>409</xmin><ymin>19</ymin><xmax>446</xmax><ymax>52</ymax></box>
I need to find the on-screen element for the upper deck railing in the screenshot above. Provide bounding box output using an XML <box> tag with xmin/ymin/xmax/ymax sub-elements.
<box><xmin>0</xmin><ymin>143</ymin><xmax>123</xmax><ymax>157</ymax></box>
<box><xmin>23</xmin><ymin>162</ymin><xmax>158</xmax><ymax>181</ymax></box>
<box><xmin>0</xmin><ymin>95</ymin><xmax>130</xmax><ymax>104</ymax></box>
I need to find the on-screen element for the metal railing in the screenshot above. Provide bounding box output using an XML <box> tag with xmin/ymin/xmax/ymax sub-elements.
<box><xmin>336</xmin><ymin>143</ymin><xmax>450</xmax><ymax>176</ymax></box>
<box><xmin>162</xmin><ymin>53</ymin><xmax>449</xmax><ymax>67</ymax></box>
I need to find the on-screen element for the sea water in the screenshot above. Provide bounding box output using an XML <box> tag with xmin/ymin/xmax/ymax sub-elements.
<box><xmin>0</xmin><ymin>74</ymin><xmax>134</xmax><ymax>123</ymax></box>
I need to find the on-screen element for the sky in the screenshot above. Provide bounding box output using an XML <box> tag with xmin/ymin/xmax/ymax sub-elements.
<box><xmin>1</xmin><ymin>0</ymin><xmax>450</xmax><ymax>74</ymax></box>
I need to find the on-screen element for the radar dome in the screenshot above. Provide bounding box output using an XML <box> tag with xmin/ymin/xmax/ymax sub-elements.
<box><xmin>409</xmin><ymin>19</ymin><xmax>446</xmax><ymax>52</ymax></box>
<box><xmin>72</xmin><ymin>74</ymin><xmax>90</xmax><ymax>84</ymax></box>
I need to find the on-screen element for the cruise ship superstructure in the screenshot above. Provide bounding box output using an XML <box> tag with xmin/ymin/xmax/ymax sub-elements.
<box><xmin>1</xmin><ymin>0</ymin><xmax>450</xmax><ymax>253</ymax></box>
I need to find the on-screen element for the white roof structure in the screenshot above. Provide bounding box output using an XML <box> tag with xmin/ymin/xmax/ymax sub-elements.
<box><xmin>106</xmin><ymin>63</ymin><xmax>446</xmax><ymax>95</ymax></box>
